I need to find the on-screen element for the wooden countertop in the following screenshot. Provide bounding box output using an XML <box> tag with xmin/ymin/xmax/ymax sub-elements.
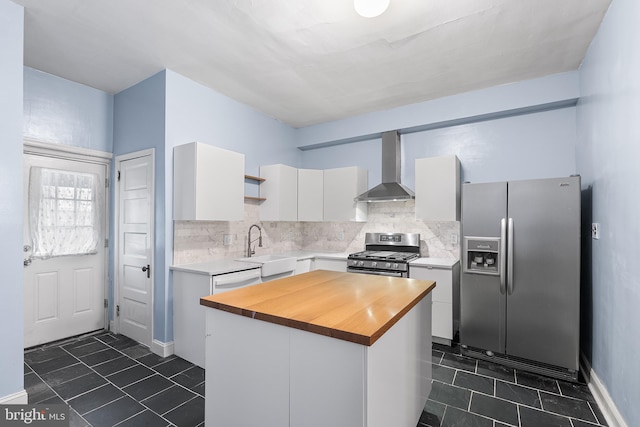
<box><xmin>200</xmin><ymin>270</ymin><xmax>435</xmax><ymax>346</ymax></box>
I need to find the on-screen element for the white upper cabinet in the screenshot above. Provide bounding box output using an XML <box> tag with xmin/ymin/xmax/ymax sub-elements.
<box><xmin>259</xmin><ymin>164</ymin><xmax>298</xmax><ymax>221</ymax></box>
<box><xmin>297</xmin><ymin>169</ymin><xmax>324</xmax><ymax>222</ymax></box>
<box><xmin>415</xmin><ymin>155</ymin><xmax>461</xmax><ymax>222</ymax></box>
<box><xmin>323</xmin><ymin>166</ymin><xmax>368</xmax><ymax>222</ymax></box>
<box><xmin>173</xmin><ymin>142</ymin><xmax>244</xmax><ymax>221</ymax></box>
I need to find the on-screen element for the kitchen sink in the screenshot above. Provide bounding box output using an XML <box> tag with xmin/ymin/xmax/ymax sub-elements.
<box><xmin>236</xmin><ymin>255</ymin><xmax>297</xmax><ymax>277</ymax></box>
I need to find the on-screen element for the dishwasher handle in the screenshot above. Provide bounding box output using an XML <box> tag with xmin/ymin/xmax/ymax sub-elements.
<box><xmin>213</xmin><ymin>269</ymin><xmax>261</xmax><ymax>289</ymax></box>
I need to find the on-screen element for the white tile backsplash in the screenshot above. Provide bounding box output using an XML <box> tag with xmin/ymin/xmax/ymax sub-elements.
<box><xmin>173</xmin><ymin>200</ymin><xmax>460</xmax><ymax>265</ymax></box>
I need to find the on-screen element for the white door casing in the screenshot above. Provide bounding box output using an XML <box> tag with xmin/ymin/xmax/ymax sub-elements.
<box><xmin>23</xmin><ymin>142</ymin><xmax>110</xmax><ymax>349</ymax></box>
<box><xmin>114</xmin><ymin>150</ymin><xmax>154</xmax><ymax>348</ymax></box>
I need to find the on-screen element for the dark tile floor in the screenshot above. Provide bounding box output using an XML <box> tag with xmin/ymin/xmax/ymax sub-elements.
<box><xmin>24</xmin><ymin>331</ymin><xmax>204</xmax><ymax>427</ymax></box>
<box><xmin>24</xmin><ymin>332</ymin><xmax>607</xmax><ymax>427</ymax></box>
<box><xmin>419</xmin><ymin>343</ymin><xmax>609</xmax><ymax>427</ymax></box>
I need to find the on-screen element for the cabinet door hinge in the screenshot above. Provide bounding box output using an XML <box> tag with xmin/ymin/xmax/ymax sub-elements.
<box><xmin>103</xmin><ymin>298</ymin><xmax>108</xmax><ymax>308</ymax></box>
<box><xmin>117</xmin><ymin>170</ymin><xmax>121</xmax><ymax>181</ymax></box>
<box><xmin>116</xmin><ymin>305</ymin><xmax>120</xmax><ymax>317</ymax></box>
<box><xmin>105</xmin><ymin>177</ymin><xmax>109</xmax><ymax>188</ymax></box>
<box><xmin>104</xmin><ymin>238</ymin><xmax>109</xmax><ymax>248</ymax></box>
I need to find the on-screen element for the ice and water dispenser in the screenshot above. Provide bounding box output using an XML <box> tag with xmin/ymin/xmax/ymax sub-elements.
<box><xmin>463</xmin><ymin>237</ymin><xmax>500</xmax><ymax>275</ymax></box>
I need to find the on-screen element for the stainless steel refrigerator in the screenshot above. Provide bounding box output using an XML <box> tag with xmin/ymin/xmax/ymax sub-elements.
<box><xmin>460</xmin><ymin>176</ymin><xmax>580</xmax><ymax>381</ymax></box>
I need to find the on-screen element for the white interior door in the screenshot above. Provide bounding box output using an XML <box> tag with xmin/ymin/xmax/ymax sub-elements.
<box><xmin>116</xmin><ymin>151</ymin><xmax>154</xmax><ymax>347</ymax></box>
<box><xmin>23</xmin><ymin>154</ymin><xmax>107</xmax><ymax>348</ymax></box>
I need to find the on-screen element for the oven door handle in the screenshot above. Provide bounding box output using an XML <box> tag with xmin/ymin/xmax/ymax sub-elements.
<box><xmin>347</xmin><ymin>268</ymin><xmax>405</xmax><ymax>278</ymax></box>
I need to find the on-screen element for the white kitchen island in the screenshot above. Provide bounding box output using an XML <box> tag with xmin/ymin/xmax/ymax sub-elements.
<box><xmin>200</xmin><ymin>270</ymin><xmax>435</xmax><ymax>427</ymax></box>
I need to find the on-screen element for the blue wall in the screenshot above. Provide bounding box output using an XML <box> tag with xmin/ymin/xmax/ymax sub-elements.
<box><xmin>300</xmin><ymin>75</ymin><xmax>579</xmax><ymax>191</ymax></box>
<box><xmin>0</xmin><ymin>0</ymin><xmax>24</xmax><ymax>401</ymax></box>
<box><xmin>165</xmin><ymin>70</ymin><xmax>298</xmax><ymax>176</ymax></box>
<box><xmin>577</xmin><ymin>0</ymin><xmax>639</xmax><ymax>424</ymax></box>
<box><xmin>300</xmin><ymin>136</ymin><xmax>381</xmax><ymax>179</ymax></box>
<box><xmin>295</xmin><ymin>72</ymin><xmax>579</xmax><ymax>148</ymax></box>
<box><xmin>402</xmin><ymin>108</ymin><xmax>577</xmax><ymax>186</ymax></box>
<box><xmin>24</xmin><ymin>67</ymin><xmax>114</xmax><ymax>152</ymax></box>
<box><xmin>113</xmin><ymin>70</ymin><xmax>167</xmax><ymax>342</ymax></box>
<box><xmin>162</xmin><ymin>70</ymin><xmax>298</xmax><ymax>341</ymax></box>
<box><xmin>111</xmin><ymin>69</ymin><xmax>299</xmax><ymax>343</ymax></box>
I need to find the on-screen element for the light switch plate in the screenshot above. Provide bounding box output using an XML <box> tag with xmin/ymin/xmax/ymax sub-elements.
<box><xmin>591</xmin><ymin>223</ymin><xmax>600</xmax><ymax>240</ymax></box>
<box><xmin>223</xmin><ymin>234</ymin><xmax>234</xmax><ymax>246</ymax></box>
<box><xmin>451</xmin><ymin>233</ymin><xmax>459</xmax><ymax>245</ymax></box>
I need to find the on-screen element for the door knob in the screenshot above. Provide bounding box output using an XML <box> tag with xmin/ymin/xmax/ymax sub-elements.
<box><xmin>142</xmin><ymin>264</ymin><xmax>150</xmax><ymax>278</ymax></box>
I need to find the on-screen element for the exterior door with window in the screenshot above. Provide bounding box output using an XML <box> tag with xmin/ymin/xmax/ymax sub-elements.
<box><xmin>23</xmin><ymin>153</ymin><xmax>107</xmax><ymax>348</ymax></box>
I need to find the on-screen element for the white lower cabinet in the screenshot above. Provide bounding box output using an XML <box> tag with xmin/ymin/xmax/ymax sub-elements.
<box><xmin>205</xmin><ymin>310</ymin><xmax>289</xmax><ymax>426</ymax></box>
<box><xmin>432</xmin><ymin>301</ymin><xmax>453</xmax><ymax>341</ymax></box>
<box><xmin>410</xmin><ymin>261</ymin><xmax>460</xmax><ymax>345</ymax></box>
<box><xmin>295</xmin><ymin>258</ymin><xmax>312</xmax><ymax>274</ymax></box>
<box><xmin>205</xmin><ymin>295</ymin><xmax>432</xmax><ymax>427</ymax></box>
<box><xmin>172</xmin><ymin>267</ymin><xmax>261</xmax><ymax>368</ymax></box>
<box><xmin>312</xmin><ymin>257</ymin><xmax>347</xmax><ymax>272</ymax></box>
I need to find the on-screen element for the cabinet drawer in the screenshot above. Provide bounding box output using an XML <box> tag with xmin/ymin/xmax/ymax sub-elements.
<box><xmin>432</xmin><ymin>301</ymin><xmax>453</xmax><ymax>340</ymax></box>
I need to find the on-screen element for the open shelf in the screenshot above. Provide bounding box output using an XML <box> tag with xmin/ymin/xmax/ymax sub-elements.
<box><xmin>245</xmin><ymin>174</ymin><xmax>266</xmax><ymax>182</ymax></box>
<box><xmin>245</xmin><ymin>174</ymin><xmax>266</xmax><ymax>202</ymax></box>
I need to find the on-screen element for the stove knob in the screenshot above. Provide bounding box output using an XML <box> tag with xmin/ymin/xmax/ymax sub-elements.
<box><xmin>393</xmin><ymin>263</ymin><xmax>399</xmax><ymax>269</ymax></box>
<box><xmin>385</xmin><ymin>262</ymin><xmax>391</xmax><ymax>268</ymax></box>
<box><xmin>371</xmin><ymin>262</ymin><xmax>377</xmax><ymax>267</ymax></box>
<box><xmin>358</xmin><ymin>261</ymin><xmax>364</xmax><ymax>266</ymax></box>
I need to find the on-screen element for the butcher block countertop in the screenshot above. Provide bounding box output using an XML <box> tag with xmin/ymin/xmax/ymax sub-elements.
<box><xmin>200</xmin><ymin>270</ymin><xmax>436</xmax><ymax>346</ymax></box>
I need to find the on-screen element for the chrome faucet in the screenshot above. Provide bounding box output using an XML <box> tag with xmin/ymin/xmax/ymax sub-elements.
<box><xmin>247</xmin><ymin>224</ymin><xmax>263</xmax><ymax>257</ymax></box>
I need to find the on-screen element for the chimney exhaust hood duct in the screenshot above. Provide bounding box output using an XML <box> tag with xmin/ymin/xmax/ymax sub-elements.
<box><xmin>355</xmin><ymin>130</ymin><xmax>415</xmax><ymax>202</ymax></box>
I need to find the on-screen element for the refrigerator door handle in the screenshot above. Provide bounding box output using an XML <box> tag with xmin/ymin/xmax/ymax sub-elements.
<box><xmin>500</xmin><ymin>218</ymin><xmax>507</xmax><ymax>294</ymax></box>
<box><xmin>507</xmin><ymin>217</ymin><xmax>515</xmax><ymax>295</ymax></box>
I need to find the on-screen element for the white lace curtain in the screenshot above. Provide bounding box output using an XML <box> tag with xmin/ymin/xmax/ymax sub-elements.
<box><xmin>29</xmin><ymin>167</ymin><xmax>102</xmax><ymax>258</ymax></box>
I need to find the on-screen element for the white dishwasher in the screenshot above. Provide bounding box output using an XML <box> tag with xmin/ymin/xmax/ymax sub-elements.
<box><xmin>172</xmin><ymin>263</ymin><xmax>262</xmax><ymax>368</ymax></box>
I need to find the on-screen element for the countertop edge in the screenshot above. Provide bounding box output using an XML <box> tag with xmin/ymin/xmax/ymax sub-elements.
<box><xmin>411</xmin><ymin>258</ymin><xmax>460</xmax><ymax>269</ymax></box>
<box><xmin>366</xmin><ymin>282</ymin><xmax>435</xmax><ymax>345</ymax></box>
<box><xmin>170</xmin><ymin>261</ymin><xmax>261</xmax><ymax>276</ymax></box>
<box><xmin>200</xmin><ymin>279</ymin><xmax>436</xmax><ymax>347</ymax></box>
<box><xmin>172</xmin><ymin>253</ymin><xmax>460</xmax><ymax>275</ymax></box>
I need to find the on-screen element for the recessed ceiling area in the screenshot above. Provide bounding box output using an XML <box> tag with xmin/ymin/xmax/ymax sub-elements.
<box><xmin>15</xmin><ymin>0</ymin><xmax>612</xmax><ymax>128</ymax></box>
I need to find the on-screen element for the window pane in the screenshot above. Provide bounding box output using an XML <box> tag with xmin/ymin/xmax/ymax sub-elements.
<box><xmin>29</xmin><ymin>167</ymin><xmax>101</xmax><ymax>258</ymax></box>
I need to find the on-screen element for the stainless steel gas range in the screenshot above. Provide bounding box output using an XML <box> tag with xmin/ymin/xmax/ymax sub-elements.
<box><xmin>347</xmin><ymin>233</ymin><xmax>421</xmax><ymax>278</ymax></box>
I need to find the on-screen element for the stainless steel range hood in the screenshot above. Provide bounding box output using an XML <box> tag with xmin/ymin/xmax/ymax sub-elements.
<box><xmin>355</xmin><ymin>130</ymin><xmax>415</xmax><ymax>202</ymax></box>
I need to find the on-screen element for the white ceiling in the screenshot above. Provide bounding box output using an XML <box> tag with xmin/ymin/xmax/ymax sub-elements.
<box><xmin>15</xmin><ymin>0</ymin><xmax>611</xmax><ymax>128</ymax></box>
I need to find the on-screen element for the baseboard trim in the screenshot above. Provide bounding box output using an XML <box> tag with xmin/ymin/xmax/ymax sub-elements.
<box><xmin>580</xmin><ymin>353</ymin><xmax>628</xmax><ymax>427</ymax></box>
<box><xmin>0</xmin><ymin>390</ymin><xmax>28</xmax><ymax>405</ymax></box>
<box><xmin>107</xmin><ymin>322</ymin><xmax>172</xmax><ymax>358</ymax></box>
<box><xmin>151</xmin><ymin>339</ymin><xmax>174</xmax><ymax>358</ymax></box>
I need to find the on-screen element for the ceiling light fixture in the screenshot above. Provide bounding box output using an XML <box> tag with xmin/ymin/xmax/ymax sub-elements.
<box><xmin>354</xmin><ymin>0</ymin><xmax>390</xmax><ymax>18</ymax></box>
